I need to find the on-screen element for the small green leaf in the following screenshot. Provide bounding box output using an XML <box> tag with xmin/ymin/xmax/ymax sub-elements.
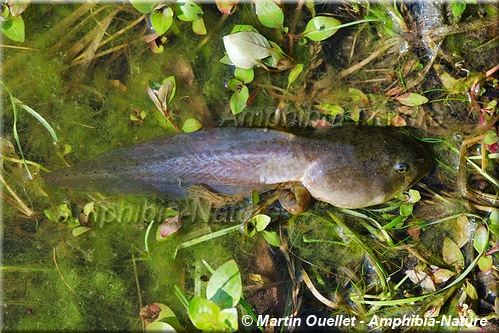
<box><xmin>72</xmin><ymin>226</ymin><xmax>92</xmax><ymax>237</ymax></box>
<box><xmin>234</xmin><ymin>67</ymin><xmax>254</xmax><ymax>84</ymax></box>
<box><xmin>176</xmin><ymin>1</ymin><xmax>203</xmax><ymax>22</ymax></box>
<box><xmin>230</xmin><ymin>24</ymin><xmax>259</xmax><ymax>34</ymax></box>
<box><xmin>191</xmin><ymin>17</ymin><xmax>206</xmax><ymax>35</ymax></box>
<box><xmin>188</xmin><ymin>297</ymin><xmax>221</xmax><ymax>331</ymax></box>
<box><xmin>399</xmin><ymin>203</ymin><xmax>413</xmax><ymax>217</ymax></box>
<box><xmin>473</xmin><ymin>225</ymin><xmax>489</xmax><ymax>253</ymax></box>
<box><xmin>230</xmin><ymin>85</ymin><xmax>249</xmax><ymax>114</ymax></box>
<box><xmin>408</xmin><ymin>189</ymin><xmax>421</xmax><ymax>203</ymax></box>
<box><xmin>218</xmin><ymin>307</ymin><xmax>238</xmax><ymax>331</ymax></box>
<box><xmin>223</xmin><ymin>31</ymin><xmax>271</xmax><ymax>69</ymax></box>
<box><xmin>316</xmin><ymin>104</ymin><xmax>344</xmax><ymax>120</ymax></box>
<box><xmin>206</xmin><ymin>260</ymin><xmax>242</xmax><ymax>309</ymax></box>
<box><xmin>477</xmin><ymin>255</ymin><xmax>493</xmax><ymax>274</ymax></box>
<box><xmin>302</xmin><ymin>16</ymin><xmax>341</xmax><ymax>41</ymax></box>
<box><xmin>150</xmin><ymin>7</ymin><xmax>173</xmax><ymax>36</ymax></box>
<box><xmin>262</xmin><ymin>230</ymin><xmax>281</xmax><ymax>247</ymax></box>
<box><xmin>395</xmin><ymin>93</ymin><xmax>428</xmax><ymax>106</ymax></box>
<box><xmin>287</xmin><ymin>63</ymin><xmax>303</xmax><ymax>88</ymax></box>
<box><xmin>1</xmin><ymin>16</ymin><xmax>25</xmax><ymax>42</ymax></box>
<box><xmin>483</xmin><ymin>130</ymin><xmax>498</xmax><ymax>145</ymax></box>
<box><xmin>442</xmin><ymin>237</ymin><xmax>464</xmax><ymax>271</ymax></box>
<box><xmin>255</xmin><ymin>0</ymin><xmax>284</xmax><ymax>29</ymax></box>
<box><xmin>182</xmin><ymin>118</ymin><xmax>202</xmax><ymax>133</ymax></box>
<box><xmin>130</xmin><ymin>0</ymin><xmax>159</xmax><ymax>13</ymax></box>
<box><xmin>227</xmin><ymin>78</ymin><xmax>243</xmax><ymax>92</ymax></box>
<box><xmin>451</xmin><ymin>1</ymin><xmax>466</xmax><ymax>18</ymax></box>
<box><xmin>145</xmin><ymin>321</ymin><xmax>176</xmax><ymax>332</ymax></box>
<box><xmin>490</xmin><ymin>210</ymin><xmax>499</xmax><ymax>225</ymax></box>
<box><xmin>83</xmin><ymin>202</ymin><xmax>95</xmax><ymax>216</ymax></box>
<box><xmin>249</xmin><ymin>214</ymin><xmax>271</xmax><ymax>232</ymax></box>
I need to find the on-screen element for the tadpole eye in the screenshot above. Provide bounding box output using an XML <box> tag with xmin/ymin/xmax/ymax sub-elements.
<box><xmin>395</xmin><ymin>162</ymin><xmax>409</xmax><ymax>174</ymax></box>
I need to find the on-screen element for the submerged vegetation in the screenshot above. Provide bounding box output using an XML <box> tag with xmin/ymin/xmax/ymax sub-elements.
<box><xmin>1</xmin><ymin>1</ymin><xmax>498</xmax><ymax>332</ymax></box>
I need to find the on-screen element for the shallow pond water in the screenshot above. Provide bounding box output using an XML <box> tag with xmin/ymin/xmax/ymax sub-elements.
<box><xmin>1</xmin><ymin>2</ymin><xmax>498</xmax><ymax>332</ymax></box>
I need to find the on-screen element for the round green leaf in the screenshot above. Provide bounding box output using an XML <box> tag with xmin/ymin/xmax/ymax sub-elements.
<box><xmin>206</xmin><ymin>260</ymin><xmax>242</xmax><ymax>309</ymax></box>
<box><xmin>473</xmin><ymin>225</ymin><xmax>489</xmax><ymax>253</ymax></box>
<box><xmin>255</xmin><ymin>0</ymin><xmax>284</xmax><ymax>29</ymax></box>
<box><xmin>223</xmin><ymin>31</ymin><xmax>271</xmax><ymax>69</ymax></box>
<box><xmin>234</xmin><ymin>67</ymin><xmax>254</xmax><ymax>84</ymax></box>
<box><xmin>227</xmin><ymin>78</ymin><xmax>242</xmax><ymax>92</ymax></box>
<box><xmin>218</xmin><ymin>307</ymin><xmax>238</xmax><ymax>331</ymax></box>
<box><xmin>1</xmin><ymin>16</ymin><xmax>25</xmax><ymax>42</ymax></box>
<box><xmin>146</xmin><ymin>321</ymin><xmax>176</xmax><ymax>332</ymax></box>
<box><xmin>182</xmin><ymin>118</ymin><xmax>203</xmax><ymax>133</ymax></box>
<box><xmin>230</xmin><ymin>85</ymin><xmax>249</xmax><ymax>114</ymax></box>
<box><xmin>150</xmin><ymin>7</ymin><xmax>173</xmax><ymax>36</ymax></box>
<box><xmin>130</xmin><ymin>0</ymin><xmax>159</xmax><ymax>13</ymax></box>
<box><xmin>302</xmin><ymin>16</ymin><xmax>341</xmax><ymax>42</ymax></box>
<box><xmin>477</xmin><ymin>255</ymin><xmax>493</xmax><ymax>274</ymax></box>
<box><xmin>400</xmin><ymin>202</ymin><xmax>413</xmax><ymax>217</ymax></box>
<box><xmin>249</xmin><ymin>214</ymin><xmax>271</xmax><ymax>232</ymax></box>
<box><xmin>188</xmin><ymin>297</ymin><xmax>220</xmax><ymax>331</ymax></box>
<box><xmin>191</xmin><ymin>17</ymin><xmax>206</xmax><ymax>35</ymax></box>
<box><xmin>176</xmin><ymin>1</ymin><xmax>203</xmax><ymax>22</ymax></box>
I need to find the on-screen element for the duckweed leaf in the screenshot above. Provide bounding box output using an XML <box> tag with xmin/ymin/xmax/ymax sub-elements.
<box><xmin>302</xmin><ymin>16</ymin><xmax>341</xmax><ymax>41</ymax></box>
<box><xmin>473</xmin><ymin>225</ymin><xmax>489</xmax><ymax>253</ymax></box>
<box><xmin>176</xmin><ymin>1</ymin><xmax>203</xmax><ymax>22</ymax></box>
<box><xmin>230</xmin><ymin>84</ymin><xmax>248</xmax><ymax>114</ymax></box>
<box><xmin>191</xmin><ymin>17</ymin><xmax>206</xmax><ymax>35</ymax></box>
<box><xmin>442</xmin><ymin>237</ymin><xmax>464</xmax><ymax>271</ymax></box>
<box><xmin>235</xmin><ymin>67</ymin><xmax>254</xmax><ymax>84</ymax></box>
<box><xmin>287</xmin><ymin>63</ymin><xmax>303</xmax><ymax>88</ymax></box>
<box><xmin>395</xmin><ymin>93</ymin><xmax>428</xmax><ymax>106</ymax></box>
<box><xmin>182</xmin><ymin>118</ymin><xmax>203</xmax><ymax>132</ymax></box>
<box><xmin>130</xmin><ymin>1</ymin><xmax>159</xmax><ymax>13</ymax></box>
<box><xmin>206</xmin><ymin>260</ymin><xmax>242</xmax><ymax>308</ymax></box>
<box><xmin>150</xmin><ymin>7</ymin><xmax>173</xmax><ymax>36</ymax></box>
<box><xmin>1</xmin><ymin>16</ymin><xmax>24</xmax><ymax>42</ymax></box>
<box><xmin>255</xmin><ymin>0</ymin><xmax>284</xmax><ymax>29</ymax></box>
<box><xmin>223</xmin><ymin>31</ymin><xmax>271</xmax><ymax>69</ymax></box>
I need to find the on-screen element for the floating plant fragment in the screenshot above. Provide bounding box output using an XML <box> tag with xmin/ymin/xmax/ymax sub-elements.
<box><xmin>222</xmin><ymin>31</ymin><xmax>271</xmax><ymax>69</ymax></box>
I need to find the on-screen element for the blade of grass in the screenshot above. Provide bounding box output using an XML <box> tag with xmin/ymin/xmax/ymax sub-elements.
<box><xmin>13</xmin><ymin>97</ymin><xmax>59</xmax><ymax>143</ymax></box>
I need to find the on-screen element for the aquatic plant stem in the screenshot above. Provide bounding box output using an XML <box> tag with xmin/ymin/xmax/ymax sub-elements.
<box><xmin>53</xmin><ymin>247</ymin><xmax>76</xmax><ymax>294</ymax></box>
<box><xmin>0</xmin><ymin>172</ymin><xmax>34</xmax><ymax>217</ymax></box>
